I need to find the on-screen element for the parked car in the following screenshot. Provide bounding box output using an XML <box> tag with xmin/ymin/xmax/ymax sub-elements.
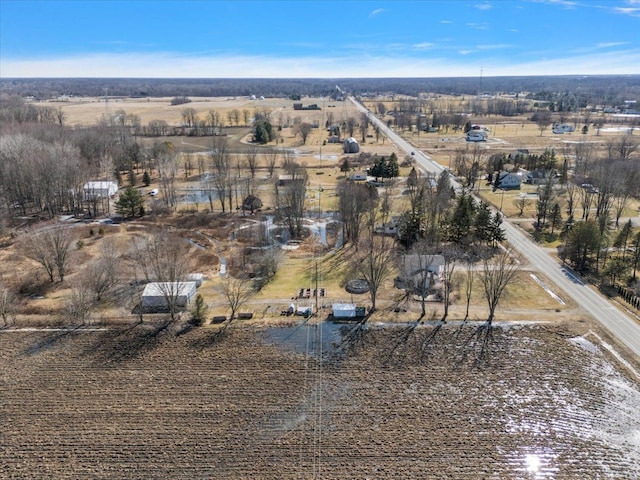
<box><xmin>149</xmin><ymin>189</ymin><xmax>158</xmax><ymax>196</ymax></box>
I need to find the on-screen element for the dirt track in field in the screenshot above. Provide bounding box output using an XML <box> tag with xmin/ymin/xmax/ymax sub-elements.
<box><xmin>1</xmin><ymin>320</ymin><xmax>639</xmax><ymax>479</ymax></box>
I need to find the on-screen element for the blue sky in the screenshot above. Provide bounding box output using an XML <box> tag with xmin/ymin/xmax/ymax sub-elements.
<box><xmin>1</xmin><ymin>0</ymin><xmax>639</xmax><ymax>77</ymax></box>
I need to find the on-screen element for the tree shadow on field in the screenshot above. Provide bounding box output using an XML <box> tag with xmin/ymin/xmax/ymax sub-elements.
<box><xmin>457</xmin><ymin>321</ymin><xmax>497</xmax><ymax>368</ymax></box>
<box><xmin>380</xmin><ymin>310</ymin><xmax>442</xmax><ymax>366</ymax></box>
<box><xmin>188</xmin><ymin>322</ymin><xmax>233</xmax><ymax>350</ymax></box>
<box><xmin>23</xmin><ymin>324</ymin><xmax>86</xmax><ymax>356</ymax></box>
<box><xmin>335</xmin><ymin>315</ymin><xmax>373</xmax><ymax>357</ymax></box>
<box><xmin>82</xmin><ymin>319</ymin><xmax>172</xmax><ymax>365</ymax></box>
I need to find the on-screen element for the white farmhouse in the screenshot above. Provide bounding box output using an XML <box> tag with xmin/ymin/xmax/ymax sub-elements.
<box><xmin>83</xmin><ymin>181</ymin><xmax>118</xmax><ymax>200</ymax></box>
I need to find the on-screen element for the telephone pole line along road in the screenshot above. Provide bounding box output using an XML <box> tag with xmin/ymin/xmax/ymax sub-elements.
<box><xmin>348</xmin><ymin>95</ymin><xmax>640</xmax><ymax>361</ymax></box>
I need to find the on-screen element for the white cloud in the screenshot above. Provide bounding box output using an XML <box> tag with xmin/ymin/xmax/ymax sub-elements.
<box><xmin>412</xmin><ymin>42</ymin><xmax>435</xmax><ymax>50</ymax></box>
<box><xmin>476</xmin><ymin>44</ymin><xmax>511</xmax><ymax>50</ymax></box>
<box><xmin>2</xmin><ymin>49</ymin><xmax>639</xmax><ymax>79</ymax></box>
<box><xmin>596</xmin><ymin>41</ymin><xmax>629</xmax><ymax>48</ymax></box>
<box><xmin>612</xmin><ymin>6</ymin><xmax>640</xmax><ymax>16</ymax></box>
<box><xmin>466</xmin><ymin>22</ymin><xmax>490</xmax><ymax>30</ymax></box>
<box><xmin>369</xmin><ymin>8</ymin><xmax>384</xmax><ymax>17</ymax></box>
<box><xmin>475</xmin><ymin>3</ymin><xmax>494</xmax><ymax>10</ymax></box>
<box><xmin>534</xmin><ymin>0</ymin><xmax>578</xmax><ymax>7</ymax></box>
<box><xmin>440</xmin><ymin>20</ymin><xmax>453</xmax><ymax>24</ymax></box>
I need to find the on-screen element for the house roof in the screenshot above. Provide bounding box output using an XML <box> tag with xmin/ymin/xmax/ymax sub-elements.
<box><xmin>142</xmin><ymin>282</ymin><xmax>197</xmax><ymax>297</ymax></box>
<box><xmin>84</xmin><ymin>181</ymin><xmax>117</xmax><ymax>190</ymax></box>
<box><xmin>401</xmin><ymin>254</ymin><xmax>445</xmax><ymax>276</ymax></box>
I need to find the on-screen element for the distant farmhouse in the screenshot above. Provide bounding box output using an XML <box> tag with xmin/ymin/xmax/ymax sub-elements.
<box><xmin>552</xmin><ymin>123</ymin><xmax>575</xmax><ymax>134</ymax></box>
<box><xmin>293</xmin><ymin>103</ymin><xmax>321</xmax><ymax>110</ymax></box>
<box><xmin>343</xmin><ymin>137</ymin><xmax>360</xmax><ymax>153</ymax></box>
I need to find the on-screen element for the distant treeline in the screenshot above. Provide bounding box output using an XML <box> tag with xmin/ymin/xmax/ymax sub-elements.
<box><xmin>1</xmin><ymin>76</ymin><xmax>639</xmax><ymax>106</ymax></box>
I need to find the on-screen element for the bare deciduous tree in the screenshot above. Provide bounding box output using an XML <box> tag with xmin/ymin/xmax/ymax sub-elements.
<box><xmin>85</xmin><ymin>239</ymin><xmax>120</xmax><ymax>301</ymax></box>
<box><xmin>463</xmin><ymin>257</ymin><xmax>475</xmax><ymax>322</ymax></box>
<box><xmin>264</xmin><ymin>149</ymin><xmax>278</xmax><ymax>178</ymax></box>
<box><xmin>480</xmin><ymin>249</ymin><xmax>520</xmax><ymax>324</ymax></box>
<box><xmin>532</xmin><ymin>110</ymin><xmax>552</xmax><ymax>136</ymax></box>
<box><xmin>355</xmin><ymin>213</ymin><xmax>395</xmax><ymax>311</ymax></box>
<box><xmin>275</xmin><ymin>162</ymin><xmax>307</xmax><ymax>239</ymax></box>
<box><xmin>359</xmin><ymin>112</ymin><xmax>369</xmax><ymax>142</ymax></box>
<box><xmin>513</xmin><ymin>196</ymin><xmax>532</xmax><ymax>217</ymax></box>
<box><xmin>155</xmin><ymin>146</ymin><xmax>179</xmax><ymax>208</ymax></box>
<box><xmin>345</xmin><ymin>117</ymin><xmax>356</xmax><ymax>137</ymax></box>
<box><xmin>65</xmin><ymin>282</ymin><xmax>93</xmax><ymax>325</ymax></box>
<box><xmin>294</xmin><ymin>122</ymin><xmax>313</xmax><ymax>144</ymax></box>
<box><xmin>337</xmin><ymin>181</ymin><xmax>378</xmax><ymax>245</ymax></box>
<box><xmin>135</xmin><ymin>229</ymin><xmax>192</xmax><ymax>321</ymax></box>
<box><xmin>440</xmin><ymin>247</ymin><xmax>459</xmax><ymax>322</ymax></box>
<box><xmin>0</xmin><ymin>278</ymin><xmax>17</xmax><ymax>326</ymax></box>
<box><xmin>244</xmin><ymin>144</ymin><xmax>259</xmax><ymax>179</ymax></box>
<box><xmin>23</xmin><ymin>225</ymin><xmax>73</xmax><ymax>282</ymax></box>
<box><xmin>220</xmin><ymin>276</ymin><xmax>254</xmax><ymax>324</ymax></box>
<box><xmin>401</xmin><ymin>245</ymin><xmax>437</xmax><ymax>318</ymax></box>
<box><xmin>210</xmin><ymin>136</ymin><xmax>232</xmax><ymax>212</ymax></box>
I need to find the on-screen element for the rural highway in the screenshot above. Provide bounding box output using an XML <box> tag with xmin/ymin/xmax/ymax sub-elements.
<box><xmin>349</xmin><ymin>96</ymin><xmax>640</xmax><ymax>360</ymax></box>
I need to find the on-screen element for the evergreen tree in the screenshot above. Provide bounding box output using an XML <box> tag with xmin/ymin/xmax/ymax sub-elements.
<box><xmin>369</xmin><ymin>156</ymin><xmax>387</xmax><ymax>180</ymax></box>
<box><xmin>397</xmin><ymin>212</ymin><xmax>421</xmax><ymax>249</ymax></box>
<box><xmin>254</xmin><ymin>121</ymin><xmax>273</xmax><ymax>143</ymax></box>
<box><xmin>564</xmin><ymin>220</ymin><xmax>600</xmax><ymax>273</ymax></box>
<box><xmin>407</xmin><ymin>166</ymin><xmax>418</xmax><ymax>189</ymax></box>
<box><xmin>142</xmin><ymin>171</ymin><xmax>151</xmax><ymax>186</ymax></box>
<box><xmin>614</xmin><ymin>219</ymin><xmax>633</xmax><ymax>260</ymax></box>
<box><xmin>448</xmin><ymin>192</ymin><xmax>476</xmax><ymax>244</ymax></box>
<box><xmin>385</xmin><ymin>152</ymin><xmax>399</xmax><ymax>178</ymax></box>
<box><xmin>115</xmin><ymin>186</ymin><xmax>144</xmax><ymax>218</ymax></box>
<box><xmin>550</xmin><ymin>203</ymin><xmax>563</xmax><ymax>235</ymax></box>
<box><xmin>490</xmin><ymin>212</ymin><xmax>506</xmax><ymax>246</ymax></box>
<box><xmin>128</xmin><ymin>169</ymin><xmax>137</xmax><ymax>187</ymax></box>
<box><xmin>559</xmin><ymin>159</ymin><xmax>568</xmax><ymax>185</ymax></box>
<box><xmin>191</xmin><ymin>294</ymin><xmax>208</xmax><ymax>326</ymax></box>
<box><xmin>474</xmin><ymin>201</ymin><xmax>492</xmax><ymax>245</ymax></box>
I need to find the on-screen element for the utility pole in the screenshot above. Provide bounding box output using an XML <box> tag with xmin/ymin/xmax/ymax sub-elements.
<box><xmin>315</xmin><ymin>261</ymin><xmax>319</xmax><ymax>313</ymax></box>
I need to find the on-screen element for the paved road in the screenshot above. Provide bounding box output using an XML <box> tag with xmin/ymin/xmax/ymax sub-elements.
<box><xmin>349</xmin><ymin>96</ymin><xmax>640</xmax><ymax>360</ymax></box>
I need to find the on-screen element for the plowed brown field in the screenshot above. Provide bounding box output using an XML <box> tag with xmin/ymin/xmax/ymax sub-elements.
<box><xmin>1</xmin><ymin>320</ymin><xmax>639</xmax><ymax>479</ymax></box>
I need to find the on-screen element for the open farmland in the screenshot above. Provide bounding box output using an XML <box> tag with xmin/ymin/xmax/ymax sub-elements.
<box><xmin>1</xmin><ymin>320</ymin><xmax>639</xmax><ymax>479</ymax></box>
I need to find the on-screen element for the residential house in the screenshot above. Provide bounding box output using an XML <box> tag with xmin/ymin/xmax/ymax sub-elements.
<box><xmin>348</xmin><ymin>171</ymin><xmax>367</xmax><ymax>181</ymax></box>
<box><xmin>395</xmin><ymin>254</ymin><xmax>445</xmax><ymax>291</ymax></box>
<box><xmin>495</xmin><ymin>171</ymin><xmax>522</xmax><ymax>190</ymax></box>
<box><xmin>83</xmin><ymin>181</ymin><xmax>118</xmax><ymax>200</ymax></box>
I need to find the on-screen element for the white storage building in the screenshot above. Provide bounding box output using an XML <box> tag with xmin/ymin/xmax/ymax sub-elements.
<box><xmin>332</xmin><ymin>303</ymin><xmax>356</xmax><ymax>318</ymax></box>
<box><xmin>141</xmin><ymin>282</ymin><xmax>197</xmax><ymax>309</ymax></box>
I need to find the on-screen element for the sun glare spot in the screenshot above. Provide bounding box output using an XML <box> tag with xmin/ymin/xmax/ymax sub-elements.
<box><xmin>526</xmin><ymin>454</ymin><xmax>541</xmax><ymax>473</ymax></box>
